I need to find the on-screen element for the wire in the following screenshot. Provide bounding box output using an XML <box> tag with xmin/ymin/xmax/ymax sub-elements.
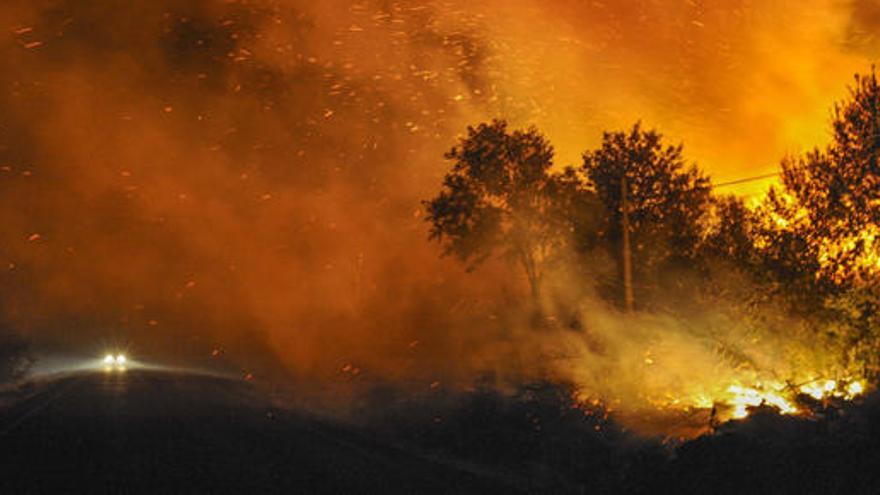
<box><xmin>713</xmin><ymin>172</ymin><xmax>780</xmax><ymax>188</ymax></box>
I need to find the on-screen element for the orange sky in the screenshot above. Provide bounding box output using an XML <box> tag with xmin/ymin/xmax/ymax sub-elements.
<box><xmin>447</xmin><ymin>0</ymin><xmax>880</xmax><ymax>196</ymax></box>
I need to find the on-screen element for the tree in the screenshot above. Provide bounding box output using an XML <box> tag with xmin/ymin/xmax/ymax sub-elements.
<box><xmin>773</xmin><ymin>69</ymin><xmax>880</xmax><ymax>286</ymax></box>
<box><xmin>823</xmin><ymin>285</ymin><xmax>880</xmax><ymax>380</ymax></box>
<box><xmin>424</xmin><ymin>120</ymin><xmax>573</xmax><ymax>301</ymax></box>
<box><xmin>748</xmin><ymin>69</ymin><xmax>880</xmax><ymax>371</ymax></box>
<box><xmin>701</xmin><ymin>195</ymin><xmax>755</xmax><ymax>266</ymax></box>
<box><xmin>581</xmin><ymin>123</ymin><xmax>711</xmax><ymax>307</ymax></box>
<box><xmin>749</xmin><ymin>184</ymin><xmax>823</xmax><ymax>289</ymax></box>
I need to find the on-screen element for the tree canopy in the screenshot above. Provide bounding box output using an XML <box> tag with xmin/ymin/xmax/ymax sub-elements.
<box><xmin>579</xmin><ymin>123</ymin><xmax>712</xmax><ymax>307</ymax></box>
<box><xmin>424</xmin><ymin>67</ymin><xmax>880</xmax><ymax>379</ymax></box>
<box><xmin>770</xmin><ymin>70</ymin><xmax>880</xmax><ymax>286</ymax></box>
<box><xmin>423</xmin><ymin>120</ymin><xmax>576</xmax><ymax>300</ymax></box>
<box><xmin>582</xmin><ymin>123</ymin><xmax>711</xmax><ymax>259</ymax></box>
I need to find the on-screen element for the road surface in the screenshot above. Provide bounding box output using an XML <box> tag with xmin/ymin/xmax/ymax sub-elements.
<box><xmin>0</xmin><ymin>368</ymin><xmax>516</xmax><ymax>494</ymax></box>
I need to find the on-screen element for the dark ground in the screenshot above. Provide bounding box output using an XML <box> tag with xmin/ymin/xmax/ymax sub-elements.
<box><xmin>356</xmin><ymin>382</ymin><xmax>880</xmax><ymax>495</ymax></box>
<box><xmin>4</xmin><ymin>369</ymin><xmax>880</xmax><ymax>494</ymax></box>
<box><xmin>0</xmin><ymin>369</ymin><xmax>517</xmax><ymax>494</ymax></box>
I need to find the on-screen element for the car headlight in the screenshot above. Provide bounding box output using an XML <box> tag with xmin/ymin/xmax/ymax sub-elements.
<box><xmin>115</xmin><ymin>354</ymin><xmax>126</xmax><ymax>365</ymax></box>
<box><xmin>104</xmin><ymin>354</ymin><xmax>115</xmax><ymax>365</ymax></box>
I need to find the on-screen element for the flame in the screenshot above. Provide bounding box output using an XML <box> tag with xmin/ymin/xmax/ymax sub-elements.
<box><xmin>722</xmin><ymin>377</ymin><xmax>868</xmax><ymax>420</ymax></box>
<box><xmin>583</xmin><ymin>375</ymin><xmax>870</xmax><ymax>429</ymax></box>
<box><xmin>799</xmin><ymin>379</ymin><xmax>837</xmax><ymax>400</ymax></box>
<box><xmin>726</xmin><ymin>383</ymin><xmax>798</xmax><ymax>419</ymax></box>
<box><xmin>817</xmin><ymin>225</ymin><xmax>880</xmax><ymax>282</ymax></box>
<box><xmin>847</xmin><ymin>380</ymin><xmax>865</xmax><ymax>397</ymax></box>
<box><xmin>716</xmin><ymin>377</ymin><xmax>866</xmax><ymax>421</ymax></box>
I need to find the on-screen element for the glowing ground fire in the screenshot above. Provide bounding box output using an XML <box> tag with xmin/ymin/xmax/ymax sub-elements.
<box><xmin>726</xmin><ymin>377</ymin><xmax>867</xmax><ymax>419</ymax></box>
<box><xmin>577</xmin><ymin>376</ymin><xmax>869</xmax><ymax>425</ymax></box>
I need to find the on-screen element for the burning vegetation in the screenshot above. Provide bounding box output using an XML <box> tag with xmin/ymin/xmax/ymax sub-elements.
<box><xmin>3</xmin><ymin>1</ymin><xmax>880</xmax><ymax>492</ymax></box>
<box><xmin>424</xmin><ymin>70</ymin><xmax>880</xmax><ymax>432</ymax></box>
<box><xmin>2</xmin><ymin>0</ymin><xmax>880</xmax><ymax>461</ymax></box>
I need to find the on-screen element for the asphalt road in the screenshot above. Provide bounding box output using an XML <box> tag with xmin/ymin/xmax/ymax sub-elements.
<box><xmin>0</xmin><ymin>368</ymin><xmax>515</xmax><ymax>494</ymax></box>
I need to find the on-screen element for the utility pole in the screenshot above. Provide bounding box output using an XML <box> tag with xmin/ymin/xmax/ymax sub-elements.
<box><xmin>621</xmin><ymin>175</ymin><xmax>634</xmax><ymax>312</ymax></box>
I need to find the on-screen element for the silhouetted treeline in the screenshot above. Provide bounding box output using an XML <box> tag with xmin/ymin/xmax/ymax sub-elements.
<box><xmin>425</xmin><ymin>68</ymin><xmax>880</xmax><ymax>380</ymax></box>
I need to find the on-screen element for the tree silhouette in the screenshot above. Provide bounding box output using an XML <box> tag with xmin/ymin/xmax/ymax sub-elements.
<box><xmin>748</xmin><ymin>185</ymin><xmax>826</xmax><ymax>302</ymax></box>
<box><xmin>581</xmin><ymin>123</ymin><xmax>711</xmax><ymax>305</ymax></box>
<box><xmin>774</xmin><ymin>70</ymin><xmax>880</xmax><ymax>286</ymax></box>
<box><xmin>701</xmin><ymin>195</ymin><xmax>755</xmax><ymax>266</ymax></box>
<box><xmin>424</xmin><ymin>120</ymin><xmax>574</xmax><ymax>301</ymax></box>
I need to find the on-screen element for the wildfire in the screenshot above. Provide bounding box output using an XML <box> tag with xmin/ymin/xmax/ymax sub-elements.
<box><xmin>578</xmin><ymin>375</ymin><xmax>870</xmax><ymax>435</ymax></box>
<box><xmin>702</xmin><ymin>377</ymin><xmax>866</xmax><ymax>422</ymax></box>
<box><xmin>726</xmin><ymin>383</ymin><xmax>797</xmax><ymax>419</ymax></box>
<box><xmin>798</xmin><ymin>378</ymin><xmax>866</xmax><ymax>401</ymax></box>
<box><xmin>848</xmin><ymin>380</ymin><xmax>865</xmax><ymax>396</ymax></box>
<box><xmin>799</xmin><ymin>379</ymin><xmax>837</xmax><ymax>400</ymax></box>
<box><xmin>818</xmin><ymin>225</ymin><xmax>880</xmax><ymax>282</ymax></box>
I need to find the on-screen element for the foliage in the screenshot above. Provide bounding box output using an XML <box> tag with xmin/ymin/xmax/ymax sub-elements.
<box><xmin>776</xmin><ymin>70</ymin><xmax>880</xmax><ymax>286</ymax></box>
<box><xmin>823</xmin><ymin>286</ymin><xmax>880</xmax><ymax>380</ymax></box>
<box><xmin>581</xmin><ymin>123</ymin><xmax>711</xmax><ymax>257</ymax></box>
<box><xmin>749</xmin><ymin>185</ymin><xmax>823</xmax><ymax>293</ymax></box>
<box><xmin>423</xmin><ymin>120</ymin><xmax>578</xmax><ymax>299</ymax></box>
<box><xmin>580</xmin><ymin>122</ymin><xmax>712</xmax><ymax>307</ymax></box>
<box><xmin>415</xmin><ymin>68</ymin><xmax>880</xmax><ymax>493</ymax></box>
<box><xmin>424</xmin><ymin>71</ymin><xmax>880</xmax><ymax>368</ymax></box>
<box><xmin>700</xmin><ymin>195</ymin><xmax>755</xmax><ymax>266</ymax></box>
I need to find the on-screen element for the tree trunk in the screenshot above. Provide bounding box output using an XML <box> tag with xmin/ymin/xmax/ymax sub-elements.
<box><xmin>519</xmin><ymin>250</ymin><xmax>542</xmax><ymax>317</ymax></box>
<box><xmin>621</xmin><ymin>176</ymin><xmax>634</xmax><ymax>312</ymax></box>
<box><xmin>528</xmin><ymin>273</ymin><xmax>540</xmax><ymax>303</ymax></box>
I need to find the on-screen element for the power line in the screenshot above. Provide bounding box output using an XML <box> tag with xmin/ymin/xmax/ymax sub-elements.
<box><xmin>713</xmin><ymin>172</ymin><xmax>780</xmax><ymax>188</ymax></box>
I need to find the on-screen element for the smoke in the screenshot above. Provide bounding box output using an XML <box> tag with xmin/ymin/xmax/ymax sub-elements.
<box><xmin>844</xmin><ymin>0</ymin><xmax>880</xmax><ymax>54</ymax></box>
<box><xmin>0</xmin><ymin>0</ymin><xmax>519</xmax><ymax>385</ymax></box>
<box><xmin>0</xmin><ymin>0</ymin><xmax>875</xmax><ymax>421</ymax></box>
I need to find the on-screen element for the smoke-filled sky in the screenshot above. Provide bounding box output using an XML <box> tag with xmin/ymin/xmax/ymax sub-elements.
<box><xmin>1</xmin><ymin>0</ymin><xmax>878</xmax><ymax>386</ymax></box>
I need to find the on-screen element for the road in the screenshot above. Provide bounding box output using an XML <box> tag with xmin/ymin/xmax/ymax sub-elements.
<box><xmin>0</xmin><ymin>368</ymin><xmax>516</xmax><ymax>494</ymax></box>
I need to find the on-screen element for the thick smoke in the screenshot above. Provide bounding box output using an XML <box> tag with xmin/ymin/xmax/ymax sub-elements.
<box><xmin>0</xmin><ymin>1</ymin><xmax>876</xmax><ymax>418</ymax></box>
<box><xmin>0</xmin><ymin>0</ymin><xmax>520</xmax><ymax>386</ymax></box>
